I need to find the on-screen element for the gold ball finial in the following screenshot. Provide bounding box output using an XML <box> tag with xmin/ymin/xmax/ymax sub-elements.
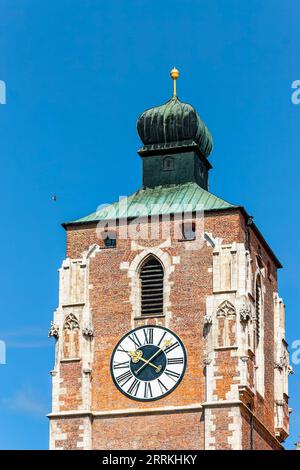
<box><xmin>170</xmin><ymin>67</ymin><xmax>180</xmax><ymax>97</ymax></box>
<box><xmin>170</xmin><ymin>67</ymin><xmax>180</xmax><ymax>80</ymax></box>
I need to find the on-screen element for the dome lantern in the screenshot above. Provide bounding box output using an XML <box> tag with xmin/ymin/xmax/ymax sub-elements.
<box><xmin>137</xmin><ymin>69</ymin><xmax>213</xmax><ymax>190</ymax></box>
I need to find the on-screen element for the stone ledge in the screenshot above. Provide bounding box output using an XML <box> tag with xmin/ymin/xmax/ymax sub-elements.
<box><xmin>47</xmin><ymin>403</ymin><xmax>203</xmax><ymax>419</ymax></box>
<box><xmin>202</xmin><ymin>400</ymin><xmax>242</xmax><ymax>408</ymax></box>
<box><xmin>133</xmin><ymin>314</ymin><xmax>165</xmax><ymax>320</ymax></box>
<box><xmin>60</xmin><ymin>358</ymin><xmax>81</xmax><ymax>363</ymax></box>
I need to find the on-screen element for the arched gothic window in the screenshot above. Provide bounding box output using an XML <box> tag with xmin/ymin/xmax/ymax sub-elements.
<box><xmin>216</xmin><ymin>301</ymin><xmax>236</xmax><ymax>347</ymax></box>
<box><xmin>63</xmin><ymin>313</ymin><xmax>80</xmax><ymax>359</ymax></box>
<box><xmin>255</xmin><ymin>275</ymin><xmax>262</xmax><ymax>347</ymax></box>
<box><xmin>140</xmin><ymin>256</ymin><xmax>164</xmax><ymax>316</ymax></box>
<box><xmin>255</xmin><ymin>274</ymin><xmax>264</xmax><ymax>395</ymax></box>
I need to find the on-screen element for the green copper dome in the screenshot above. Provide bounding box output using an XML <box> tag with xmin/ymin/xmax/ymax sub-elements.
<box><xmin>137</xmin><ymin>96</ymin><xmax>213</xmax><ymax>157</ymax></box>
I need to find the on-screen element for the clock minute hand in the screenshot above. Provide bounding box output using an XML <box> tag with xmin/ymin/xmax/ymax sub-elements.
<box><xmin>136</xmin><ymin>339</ymin><xmax>172</xmax><ymax>375</ymax></box>
<box><xmin>129</xmin><ymin>351</ymin><xmax>162</xmax><ymax>373</ymax></box>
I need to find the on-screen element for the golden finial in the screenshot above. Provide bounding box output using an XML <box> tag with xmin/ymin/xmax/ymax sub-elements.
<box><xmin>170</xmin><ymin>67</ymin><xmax>180</xmax><ymax>97</ymax></box>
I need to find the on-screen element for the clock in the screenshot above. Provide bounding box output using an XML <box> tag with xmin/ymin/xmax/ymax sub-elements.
<box><xmin>110</xmin><ymin>325</ymin><xmax>187</xmax><ymax>401</ymax></box>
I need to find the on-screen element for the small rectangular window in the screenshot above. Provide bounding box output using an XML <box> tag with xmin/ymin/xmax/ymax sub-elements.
<box><xmin>182</xmin><ymin>222</ymin><xmax>196</xmax><ymax>241</ymax></box>
<box><xmin>104</xmin><ymin>237</ymin><xmax>116</xmax><ymax>248</ymax></box>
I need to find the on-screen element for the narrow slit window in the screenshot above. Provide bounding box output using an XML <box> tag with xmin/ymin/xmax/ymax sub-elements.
<box><xmin>255</xmin><ymin>275</ymin><xmax>261</xmax><ymax>346</ymax></box>
<box><xmin>140</xmin><ymin>256</ymin><xmax>164</xmax><ymax>316</ymax></box>
<box><xmin>182</xmin><ymin>222</ymin><xmax>196</xmax><ymax>241</ymax></box>
<box><xmin>102</xmin><ymin>231</ymin><xmax>117</xmax><ymax>248</ymax></box>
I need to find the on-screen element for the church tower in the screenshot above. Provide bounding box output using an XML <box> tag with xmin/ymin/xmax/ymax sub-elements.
<box><xmin>48</xmin><ymin>69</ymin><xmax>290</xmax><ymax>450</ymax></box>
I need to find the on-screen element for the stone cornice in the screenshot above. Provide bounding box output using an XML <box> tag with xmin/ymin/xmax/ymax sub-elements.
<box><xmin>47</xmin><ymin>403</ymin><xmax>203</xmax><ymax>419</ymax></box>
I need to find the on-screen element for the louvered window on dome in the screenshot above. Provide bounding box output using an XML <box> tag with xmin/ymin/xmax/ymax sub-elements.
<box><xmin>140</xmin><ymin>256</ymin><xmax>164</xmax><ymax>316</ymax></box>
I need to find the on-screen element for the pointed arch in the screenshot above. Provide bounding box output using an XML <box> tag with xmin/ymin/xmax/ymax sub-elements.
<box><xmin>126</xmin><ymin>247</ymin><xmax>174</xmax><ymax>322</ymax></box>
<box><xmin>255</xmin><ymin>274</ymin><xmax>262</xmax><ymax>346</ymax></box>
<box><xmin>63</xmin><ymin>313</ymin><xmax>80</xmax><ymax>331</ymax></box>
<box><xmin>63</xmin><ymin>313</ymin><xmax>80</xmax><ymax>359</ymax></box>
<box><xmin>254</xmin><ymin>273</ymin><xmax>265</xmax><ymax>395</ymax></box>
<box><xmin>216</xmin><ymin>301</ymin><xmax>237</xmax><ymax>347</ymax></box>
<box><xmin>139</xmin><ymin>255</ymin><xmax>164</xmax><ymax>316</ymax></box>
<box><xmin>216</xmin><ymin>300</ymin><xmax>236</xmax><ymax>318</ymax></box>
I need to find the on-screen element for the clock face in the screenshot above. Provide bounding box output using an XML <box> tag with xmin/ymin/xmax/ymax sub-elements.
<box><xmin>110</xmin><ymin>325</ymin><xmax>187</xmax><ymax>401</ymax></box>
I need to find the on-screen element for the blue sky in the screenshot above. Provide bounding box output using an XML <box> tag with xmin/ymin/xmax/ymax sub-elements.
<box><xmin>0</xmin><ymin>0</ymin><xmax>299</xmax><ymax>450</ymax></box>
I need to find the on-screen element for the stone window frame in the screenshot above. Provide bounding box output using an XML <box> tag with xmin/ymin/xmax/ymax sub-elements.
<box><xmin>127</xmin><ymin>247</ymin><xmax>174</xmax><ymax>323</ymax></box>
<box><xmin>101</xmin><ymin>230</ymin><xmax>117</xmax><ymax>249</ymax></box>
<box><xmin>215</xmin><ymin>300</ymin><xmax>237</xmax><ymax>348</ymax></box>
<box><xmin>254</xmin><ymin>270</ymin><xmax>265</xmax><ymax>397</ymax></box>
<box><xmin>162</xmin><ymin>156</ymin><xmax>175</xmax><ymax>171</ymax></box>
<box><xmin>180</xmin><ymin>221</ymin><xmax>196</xmax><ymax>241</ymax></box>
<box><xmin>61</xmin><ymin>313</ymin><xmax>81</xmax><ymax>361</ymax></box>
<box><xmin>139</xmin><ymin>255</ymin><xmax>164</xmax><ymax>316</ymax></box>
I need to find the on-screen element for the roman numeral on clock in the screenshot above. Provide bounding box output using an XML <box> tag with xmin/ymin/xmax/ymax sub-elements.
<box><xmin>167</xmin><ymin>357</ymin><xmax>184</xmax><ymax>365</ymax></box>
<box><xmin>144</xmin><ymin>382</ymin><xmax>153</xmax><ymax>399</ymax></box>
<box><xmin>164</xmin><ymin>341</ymin><xmax>180</xmax><ymax>354</ymax></box>
<box><xmin>127</xmin><ymin>378</ymin><xmax>140</xmax><ymax>397</ymax></box>
<box><xmin>113</xmin><ymin>361</ymin><xmax>130</xmax><ymax>370</ymax></box>
<box><xmin>164</xmin><ymin>368</ymin><xmax>180</xmax><ymax>382</ymax></box>
<box><xmin>116</xmin><ymin>370</ymin><xmax>133</xmax><ymax>387</ymax></box>
<box><xmin>157</xmin><ymin>378</ymin><xmax>168</xmax><ymax>394</ymax></box>
<box><xmin>128</xmin><ymin>332</ymin><xmax>142</xmax><ymax>349</ymax></box>
<box><xmin>143</xmin><ymin>328</ymin><xmax>154</xmax><ymax>345</ymax></box>
<box><xmin>112</xmin><ymin>326</ymin><xmax>186</xmax><ymax>401</ymax></box>
<box><xmin>157</xmin><ymin>331</ymin><xmax>167</xmax><ymax>346</ymax></box>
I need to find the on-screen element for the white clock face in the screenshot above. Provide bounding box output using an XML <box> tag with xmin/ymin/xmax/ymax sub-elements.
<box><xmin>110</xmin><ymin>325</ymin><xmax>187</xmax><ymax>401</ymax></box>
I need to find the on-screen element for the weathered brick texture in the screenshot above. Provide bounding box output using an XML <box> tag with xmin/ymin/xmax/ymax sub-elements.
<box><xmin>49</xmin><ymin>208</ymin><xmax>288</xmax><ymax>450</ymax></box>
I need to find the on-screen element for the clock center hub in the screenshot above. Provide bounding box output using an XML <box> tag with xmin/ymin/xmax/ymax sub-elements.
<box><xmin>130</xmin><ymin>345</ymin><xmax>167</xmax><ymax>381</ymax></box>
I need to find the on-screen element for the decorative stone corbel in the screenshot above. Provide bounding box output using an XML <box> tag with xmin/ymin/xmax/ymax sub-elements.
<box><xmin>203</xmin><ymin>355</ymin><xmax>212</xmax><ymax>366</ymax></box>
<box><xmin>274</xmin><ymin>361</ymin><xmax>282</xmax><ymax>370</ymax></box>
<box><xmin>274</xmin><ymin>351</ymin><xmax>290</xmax><ymax>370</ymax></box>
<box><xmin>239</xmin><ymin>304</ymin><xmax>252</xmax><ymax>323</ymax></box>
<box><xmin>82</xmin><ymin>326</ymin><xmax>94</xmax><ymax>338</ymax></box>
<box><xmin>48</xmin><ymin>321</ymin><xmax>59</xmax><ymax>339</ymax></box>
<box><xmin>240</xmin><ymin>355</ymin><xmax>250</xmax><ymax>363</ymax></box>
<box><xmin>203</xmin><ymin>313</ymin><xmax>213</xmax><ymax>326</ymax></box>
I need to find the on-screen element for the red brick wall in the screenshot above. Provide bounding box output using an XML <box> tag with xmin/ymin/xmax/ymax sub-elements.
<box><xmin>52</xmin><ymin>417</ymin><xmax>85</xmax><ymax>450</ymax></box>
<box><xmin>88</xmin><ymin>227</ymin><xmax>210</xmax><ymax>413</ymax></box>
<box><xmin>248</xmin><ymin>228</ymin><xmax>278</xmax><ymax>436</ymax></box>
<box><xmin>241</xmin><ymin>407</ymin><xmax>282</xmax><ymax>450</ymax></box>
<box><xmin>210</xmin><ymin>408</ymin><xmax>234</xmax><ymax>450</ymax></box>
<box><xmin>92</xmin><ymin>411</ymin><xmax>204</xmax><ymax>450</ymax></box>
<box><xmin>52</xmin><ymin>208</ymin><xmax>282</xmax><ymax>449</ymax></box>
<box><xmin>214</xmin><ymin>349</ymin><xmax>240</xmax><ymax>400</ymax></box>
<box><xmin>59</xmin><ymin>361</ymin><xmax>82</xmax><ymax>411</ymax></box>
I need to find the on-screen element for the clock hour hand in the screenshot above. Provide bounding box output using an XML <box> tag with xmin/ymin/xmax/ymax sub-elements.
<box><xmin>129</xmin><ymin>350</ymin><xmax>162</xmax><ymax>373</ymax></box>
<box><xmin>135</xmin><ymin>339</ymin><xmax>172</xmax><ymax>375</ymax></box>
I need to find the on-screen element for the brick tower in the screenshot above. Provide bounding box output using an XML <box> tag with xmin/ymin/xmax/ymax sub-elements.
<box><xmin>48</xmin><ymin>69</ymin><xmax>290</xmax><ymax>450</ymax></box>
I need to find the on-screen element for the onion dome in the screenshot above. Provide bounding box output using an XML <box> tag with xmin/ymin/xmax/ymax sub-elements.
<box><xmin>137</xmin><ymin>67</ymin><xmax>213</xmax><ymax>157</ymax></box>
